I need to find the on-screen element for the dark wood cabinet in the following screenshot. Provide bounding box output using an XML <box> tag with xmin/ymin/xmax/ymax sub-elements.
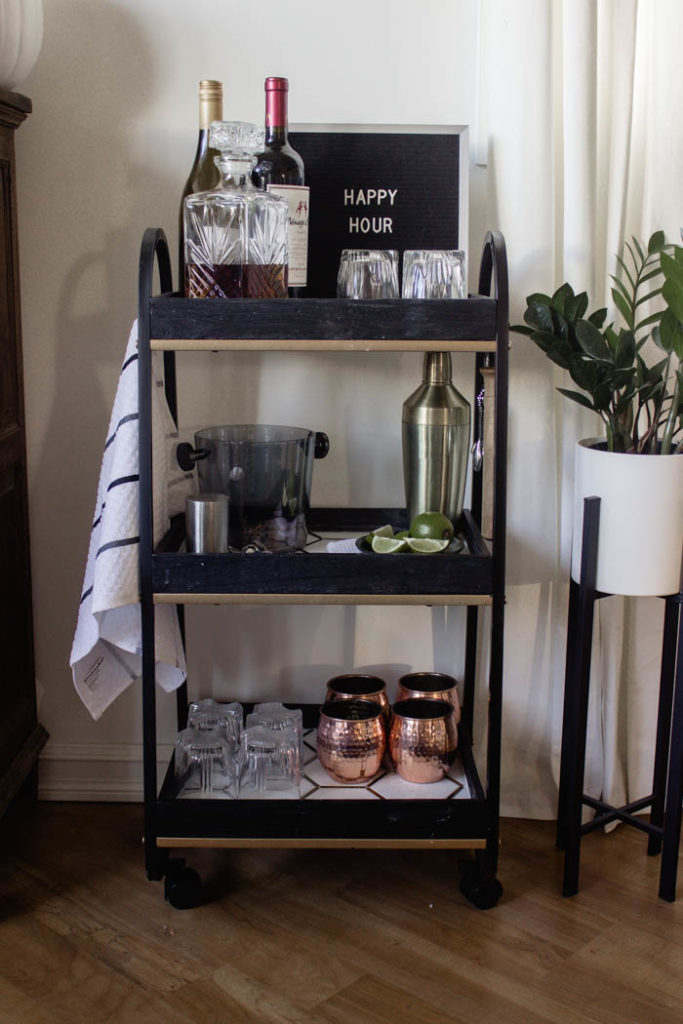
<box><xmin>0</xmin><ymin>89</ymin><xmax>47</xmax><ymax>815</ymax></box>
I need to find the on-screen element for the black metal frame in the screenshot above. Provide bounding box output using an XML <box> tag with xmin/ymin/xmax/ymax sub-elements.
<box><xmin>137</xmin><ymin>227</ymin><xmax>509</xmax><ymax>900</ymax></box>
<box><xmin>557</xmin><ymin>496</ymin><xmax>683</xmax><ymax>901</ymax></box>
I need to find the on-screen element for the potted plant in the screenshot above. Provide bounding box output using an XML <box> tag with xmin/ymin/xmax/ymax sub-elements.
<box><xmin>512</xmin><ymin>232</ymin><xmax>683</xmax><ymax>596</ymax></box>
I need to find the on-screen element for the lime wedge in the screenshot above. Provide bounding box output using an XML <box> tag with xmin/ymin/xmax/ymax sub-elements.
<box><xmin>372</xmin><ymin>524</ymin><xmax>395</xmax><ymax>538</ymax></box>
<box><xmin>371</xmin><ymin>535</ymin><xmax>408</xmax><ymax>554</ymax></box>
<box><xmin>363</xmin><ymin>524</ymin><xmax>395</xmax><ymax>546</ymax></box>
<box><xmin>405</xmin><ymin>537</ymin><xmax>450</xmax><ymax>554</ymax></box>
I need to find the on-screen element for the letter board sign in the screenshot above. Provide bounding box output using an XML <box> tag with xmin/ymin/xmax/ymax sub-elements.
<box><xmin>289</xmin><ymin>124</ymin><xmax>468</xmax><ymax>297</ymax></box>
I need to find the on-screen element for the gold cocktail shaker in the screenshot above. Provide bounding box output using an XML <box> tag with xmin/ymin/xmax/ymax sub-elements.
<box><xmin>402</xmin><ymin>352</ymin><xmax>471</xmax><ymax>525</ymax></box>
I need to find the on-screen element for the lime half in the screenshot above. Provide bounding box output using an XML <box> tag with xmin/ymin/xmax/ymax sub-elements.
<box><xmin>371</xmin><ymin>535</ymin><xmax>409</xmax><ymax>554</ymax></box>
<box><xmin>405</xmin><ymin>537</ymin><xmax>450</xmax><ymax>554</ymax></box>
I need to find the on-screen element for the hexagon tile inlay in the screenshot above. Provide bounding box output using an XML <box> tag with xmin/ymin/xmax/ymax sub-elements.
<box><xmin>179</xmin><ymin>729</ymin><xmax>469</xmax><ymax>800</ymax></box>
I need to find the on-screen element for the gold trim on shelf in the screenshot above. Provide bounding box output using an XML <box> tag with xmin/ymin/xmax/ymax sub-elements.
<box><xmin>157</xmin><ymin>836</ymin><xmax>487</xmax><ymax>850</ymax></box>
<box><xmin>150</xmin><ymin>338</ymin><xmax>498</xmax><ymax>353</ymax></box>
<box><xmin>154</xmin><ymin>593</ymin><xmax>494</xmax><ymax>606</ymax></box>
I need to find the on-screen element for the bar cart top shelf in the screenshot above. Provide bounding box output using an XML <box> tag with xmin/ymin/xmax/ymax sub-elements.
<box><xmin>148</xmin><ymin>295</ymin><xmax>499</xmax><ymax>351</ymax></box>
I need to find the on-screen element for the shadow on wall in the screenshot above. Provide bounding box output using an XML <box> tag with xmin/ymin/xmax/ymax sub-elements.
<box><xmin>183</xmin><ymin>602</ymin><xmax>420</xmax><ymax>705</ymax></box>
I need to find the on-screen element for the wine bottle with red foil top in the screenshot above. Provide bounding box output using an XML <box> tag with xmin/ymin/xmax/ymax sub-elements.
<box><xmin>178</xmin><ymin>80</ymin><xmax>223</xmax><ymax>282</ymax></box>
<box><xmin>252</xmin><ymin>77</ymin><xmax>309</xmax><ymax>293</ymax></box>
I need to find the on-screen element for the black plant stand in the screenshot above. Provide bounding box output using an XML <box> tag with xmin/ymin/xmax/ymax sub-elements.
<box><xmin>557</xmin><ymin>496</ymin><xmax>683</xmax><ymax>902</ymax></box>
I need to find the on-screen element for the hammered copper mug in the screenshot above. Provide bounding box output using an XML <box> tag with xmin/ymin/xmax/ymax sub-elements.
<box><xmin>325</xmin><ymin>673</ymin><xmax>390</xmax><ymax>724</ymax></box>
<box><xmin>397</xmin><ymin>671</ymin><xmax>461</xmax><ymax>725</ymax></box>
<box><xmin>389</xmin><ymin>698</ymin><xmax>457</xmax><ymax>783</ymax></box>
<box><xmin>317</xmin><ymin>699</ymin><xmax>385</xmax><ymax>783</ymax></box>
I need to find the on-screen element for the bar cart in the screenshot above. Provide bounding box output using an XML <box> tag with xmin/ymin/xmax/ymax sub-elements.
<box><xmin>137</xmin><ymin>227</ymin><xmax>509</xmax><ymax>909</ymax></box>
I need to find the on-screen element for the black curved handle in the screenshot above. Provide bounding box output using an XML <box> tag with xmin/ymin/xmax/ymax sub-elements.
<box><xmin>314</xmin><ymin>431</ymin><xmax>330</xmax><ymax>459</ymax></box>
<box><xmin>478</xmin><ymin>229</ymin><xmax>508</xmax><ymax>326</ymax></box>
<box><xmin>176</xmin><ymin>443</ymin><xmax>208</xmax><ymax>472</ymax></box>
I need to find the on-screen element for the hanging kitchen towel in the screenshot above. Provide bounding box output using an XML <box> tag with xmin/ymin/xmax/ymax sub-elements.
<box><xmin>70</xmin><ymin>321</ymin><xmax>193</xmax><ymax>720</ymax></box>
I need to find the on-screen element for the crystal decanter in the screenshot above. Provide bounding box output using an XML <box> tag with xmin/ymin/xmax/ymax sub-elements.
<box><xmin>183</xmin><ymin>121</ymin><xmax>289</xmax><ymax>299</ymax></box>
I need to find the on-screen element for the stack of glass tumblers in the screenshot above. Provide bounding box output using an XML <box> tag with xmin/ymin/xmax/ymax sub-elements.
<box><xmin>175</xmin><ymin>698</ymin><xmax>303</xmax><ymax>797</ymax></box>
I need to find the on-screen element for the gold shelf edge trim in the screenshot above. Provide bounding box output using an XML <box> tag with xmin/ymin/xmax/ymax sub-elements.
<box><xmin>150</xmin><ymin>338</ymin><xmax>497</xmax><ymax>353</ymax></box>
<box><xmin>157</xmin><ymin>837</ymin><xmax>487</xmax><ymax>850</ymax></box>
<box><xmin>154</xmin><ymin>593</ymin><xmax>494</xmax><ymax>606</ymax></box>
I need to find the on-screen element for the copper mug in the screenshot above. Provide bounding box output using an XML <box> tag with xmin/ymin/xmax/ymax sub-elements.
<box><xmin>396</xmin><ymin>671</ymin><xmax>461</xmax><ymax>725</ymax></box>
<box><xmin>317</xmin><ymin>699</ymin><xmax>386</xmax><ymax>783</ymax></box>
<box><xmin>389</xmin><ymin>698</ymin><xmax>457</xmax><ymax>783</ymax></box>
<box><xmin>325</xmin><ymin>673</ymin><xmax>390</xmax><ymax>723</ymax></box>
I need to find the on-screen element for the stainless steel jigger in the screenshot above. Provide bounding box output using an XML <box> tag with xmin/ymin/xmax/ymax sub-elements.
<box><xmin>185</xmin><ymin>494</ymin><xmax>229</xmax><ymax>553</ymax></box>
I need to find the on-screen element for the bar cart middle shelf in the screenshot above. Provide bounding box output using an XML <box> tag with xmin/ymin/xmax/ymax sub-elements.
<box><xmin>138</xmin><ymin>227</ymin><xmax>509</xmax><ymax>910</ymax></box>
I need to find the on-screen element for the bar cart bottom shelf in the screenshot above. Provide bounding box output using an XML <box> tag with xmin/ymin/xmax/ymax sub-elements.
<box><xmin>176</xmin><ymin>729</ymin><xmax>472</xmax><ymax>804</ymax></box>
<box><xmin>151</xmin><ymin>710</ymin><xmax>503</xmax><ymax>910</ymax></box>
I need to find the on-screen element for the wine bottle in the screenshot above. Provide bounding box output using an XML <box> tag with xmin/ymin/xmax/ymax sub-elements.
<box><xmin>178</xmin><ymin>79</ymin><xmax>223</xmax><ymax>284</ymax></box>
<box><xmin>252</xmin><ymin>76</ymin><xmax>309</xmax><ymax>293</ymax></box>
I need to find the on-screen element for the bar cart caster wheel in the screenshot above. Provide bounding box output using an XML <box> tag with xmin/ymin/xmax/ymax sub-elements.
<box><xmin>459</xmin><ymin>864</ymin><xmax>503</xmax><ymax>909</ymax></box>
<box><xmin>164</xmin><ymin>858</ymin><xmax>205</xmax><ymax>909</ymax></box>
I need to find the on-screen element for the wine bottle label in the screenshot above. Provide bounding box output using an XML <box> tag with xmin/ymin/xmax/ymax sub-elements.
<box><xmin>266</xmin><ymin>184</ymin><xmax>310</xmax><ymax>287</ymax></box>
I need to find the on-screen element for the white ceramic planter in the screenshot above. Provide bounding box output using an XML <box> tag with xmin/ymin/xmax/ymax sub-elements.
<box><xmin>571</xmin><ymin>438</ymin><xmax>683</xmax><ymax>596</ymax></box>
<box><xmin>0</xmin><ymin>0</ymin><xmax>43</xmax><ymax>91</ymax></box>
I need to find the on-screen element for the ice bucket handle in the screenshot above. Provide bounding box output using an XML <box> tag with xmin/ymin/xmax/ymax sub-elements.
<box><xmin>315</xmin><ymin>432</ymin><xmax>330</xmax><ymax>459</ymax></box>
<box><xmin>176</xmin><ymin>443</ymin><xmax>209</xmax><ymax>472</ymax></box>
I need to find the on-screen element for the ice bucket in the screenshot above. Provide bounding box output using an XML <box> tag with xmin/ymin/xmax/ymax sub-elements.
<box><xmin>178</xmin><ymin>424</ymin><xmax>329</xmax><ymax>551</ymax></box>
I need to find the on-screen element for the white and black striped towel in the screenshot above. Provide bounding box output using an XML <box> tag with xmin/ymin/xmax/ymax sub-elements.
<box><xmin>70</xmin><ymin>321</ymin><xmax>193</xmax><ymax>720</ymax></box>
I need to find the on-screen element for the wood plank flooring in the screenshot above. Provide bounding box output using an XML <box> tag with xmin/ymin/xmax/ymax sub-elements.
<box><xmin>0</xmin><ymin>802</ymin><xmax>680</xmax><ymax>1023</ymax></box>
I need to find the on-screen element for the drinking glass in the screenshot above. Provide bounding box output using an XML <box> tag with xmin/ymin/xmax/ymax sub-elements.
<box><xmin>246</xmin><ymin>703</ymin><xmax>303</xmax><ymax>767</ymax></box>
<box><xmin>402</xmin><ymin>250</ymin><xmax>466</xmax><ymax>299</ymax></box>
<box><xmin>239</xmin><ymin>724</ymin><xmax>301</xmax><ymax>794</ymax></box>
<box><xmin>187</xmin><ymin>698</ymin><xmax>243</xmax><ymax>754</ymax></box>
<box><xmin>175</xmin><ymin>727</ymin><xmax>237</xmax><ymax>795</ymax></box>
<box><xmin>337</xmin><ymin>249</ymin><xmax>399</xmax><ymax>299</ymax></box>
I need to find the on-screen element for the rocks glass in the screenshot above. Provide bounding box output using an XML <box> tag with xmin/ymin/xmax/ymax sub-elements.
<box><xmin>187</xmin><ymin>698</ymin><xmax>243</xmax><ymax>754</ymax></box>
<box><xmin>337</xmin><ymin>249</ymin><xmax>399</xmax><ymax>299</ymax></box>
<box><xmin>175</xmin><ymin>727</ymin><xmax>237</xmax><ymax>795</ymax></box>
<box><xmin>401</xmin><ymin>249</ymin><xmax>466</xmax><ymax>299</ymax></box>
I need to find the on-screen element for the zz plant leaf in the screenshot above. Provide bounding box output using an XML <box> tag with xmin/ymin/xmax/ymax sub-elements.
<box><xmin>511</xmin><ymin>231</ymin><xmax>683</xmax><ymax>454</ymax></box>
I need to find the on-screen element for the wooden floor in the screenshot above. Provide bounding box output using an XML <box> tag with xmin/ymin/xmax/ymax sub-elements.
<box><xmin>0</xmin><ymin>802</ymin><xmax>681</xmax><ymax>1024</ymax></box>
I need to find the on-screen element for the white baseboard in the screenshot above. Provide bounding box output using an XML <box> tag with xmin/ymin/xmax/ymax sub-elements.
<box><xmin>38</xmin><ymin>742</ymin><xmax>173</xmax><ymax>802</ymax></box>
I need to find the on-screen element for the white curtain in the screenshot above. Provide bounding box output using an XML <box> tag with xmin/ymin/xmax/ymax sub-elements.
<box><xmin>476</xmin><ymin>0</ymin><xmax>683</xmax><ymax>817</ymax></box>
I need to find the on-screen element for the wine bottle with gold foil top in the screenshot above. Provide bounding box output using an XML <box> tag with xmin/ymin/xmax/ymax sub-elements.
<box><xmin>178</xmin><ymin>80</ymin><xmax>223</xmax><ymax>282</ymax></box>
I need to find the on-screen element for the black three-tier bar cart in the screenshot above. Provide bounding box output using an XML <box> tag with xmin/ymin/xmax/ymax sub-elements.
<box><xmin>137</xmin><ymin>227</ymin><xmax>509</xmax><ymax>909</ymax></box>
